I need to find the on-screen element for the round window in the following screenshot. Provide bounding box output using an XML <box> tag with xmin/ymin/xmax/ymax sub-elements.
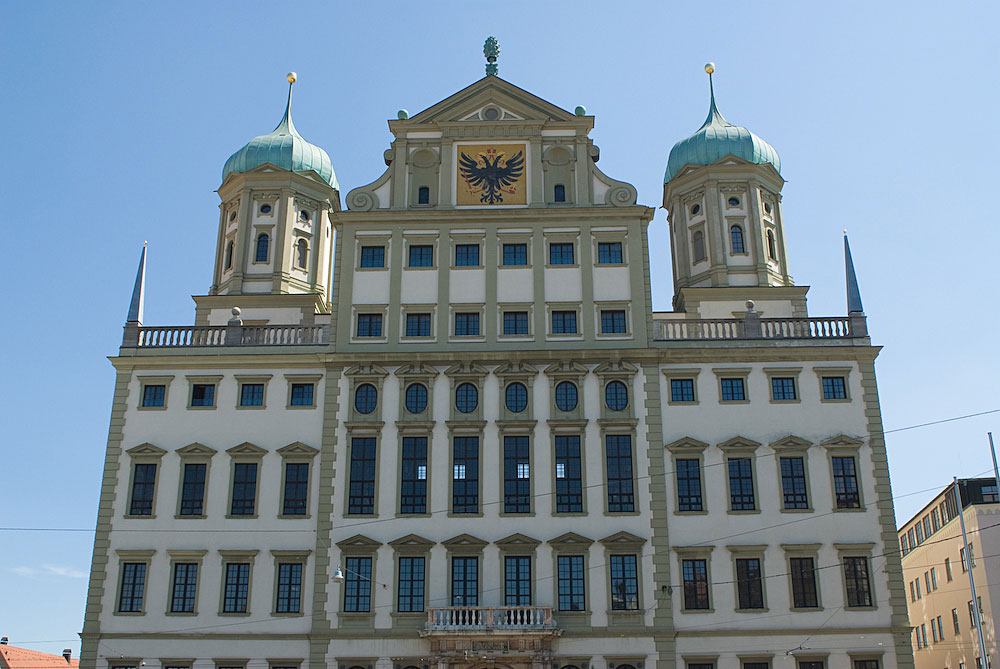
<box><xmin>404</xmin><ymin>383</ymin><xmax>428</xmax><ymax>414</ymax></box>
<box><xmin>728</xmin><ymin>197</ymin><xmax>740</xmax><ymax>206</ymax></box>
<box><xmin>605</xmin><ymin>380</ymin><xmax>628</xmax><ymax>411</ymax></box>
<box><xmin>764</xmin><ymin>202</ymin><xmax>772</xmax><ymax>214</ymax></box>
<box><xmin>505</xmin><ymin>382</ymin><xmax>528</xmax><ymax>413</ymax></box>
<box><xmin>555</xmin><ymin>381</ymin><xmax>578</xmax><ymax>412</ymax></box>
<box><xmin>456</xmin><ymin>382</ymin><xmax>479</xmax><ymax>414</ymax></box>
<box><xmin>300</xmin><ymin>209</ymin><xmax>310</xmax><ymax>221</ymax></box>
<box><xmin>482</xmin><ymin>106</ymin><xmax>501</xmax><ymax>121</ymax></box>
<box><xmin>354</xmin><ymin>383</ymin><xmax>377</xmax><ymax>414</ymax></box>
<box><xmin>260</xmin><ymin>204</ymin><xmax>272</xmax><ymax>214</ymax></box>
<box><xmin>690</xmin><ymin>204</ymin><xmax>701</xmax><ymax>215</ymax></box>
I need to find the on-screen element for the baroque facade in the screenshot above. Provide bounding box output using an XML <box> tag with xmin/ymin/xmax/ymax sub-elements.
<box><xmin>82</xmin><ymin>54</ymin><xmax>914</xmax><ymax>669</ymax></box>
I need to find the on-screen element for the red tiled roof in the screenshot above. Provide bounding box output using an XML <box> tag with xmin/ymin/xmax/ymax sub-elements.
<box><xmin>0</xmin><ymin>645</ymin><xmax>79</xmax><ymax>669</ymax></box>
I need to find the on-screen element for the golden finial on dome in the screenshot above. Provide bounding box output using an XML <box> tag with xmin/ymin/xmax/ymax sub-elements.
<box><xmin>287</xmin><ymin>72</ymin><xmax>297</xmax><ymax>84</ymax></box>
<box><xmin>704</xmin><ymin>62</ymin><xmax>715</xmax><ymax>75</ymax></box>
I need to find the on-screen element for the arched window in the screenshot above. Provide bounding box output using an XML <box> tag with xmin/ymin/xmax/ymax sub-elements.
<box><xmin>456</xmin><ymin>383</ymin><xmax>478</xmax><ymax>414</ymax></box>
<box><xmin>405</xmin><ymin>383</ymin><xmax>428</xmax><ymax>414</ymax></box>
<box><xmin>354</xmin><ymin>383</ymin><xmax>377</xmax><ymax>414</ymax></box>
<box><xmin>692</xmin><ymin>230</ymin><xmax>706</xmax><ymax>262</ymax></box>
<box><xmin>555</xmin><ymin>381</ymin><xmax>578</xmax><ymax>412</ymax></box>
<box><xmin>224</xmin><ymin>240</ymin><xmax>234</xmax><ymax>269</ymax></box>
<box><xmin>766</xmin><ymin>230</ymin><xmax>777</xmax><ymax>261</ymax></box>
<box><xmin>417</xmin><ymin>186</ymin><xmax>430</xmax><ymax>205</ymax></box>
<box><xmin>605</xmin><ymin>380</ymin><xmax>628</xmax><ymax>411</ymax></box>
<box><xmin>505</xmin><ymin>383</ymin><xmax>528</xmax><ymax>413</ymax></box>
<box><xmin>296</xmin><ymin>239</ymin><xmax>308</xmax><ymax>269</ymax></box>
<box><xmin>255</xmin><ymin>233</ymin><xmax>269</xmax><ymax>262</ymax></box>
<box><xmin>730</xmin><ymin>225</ymin><xmax>745</xmax><ymax>254</ymax></box>
<box><xmin>554</xmin><ymin>184</ymin><xmax>566</xmax><ymax>202</ymax></box>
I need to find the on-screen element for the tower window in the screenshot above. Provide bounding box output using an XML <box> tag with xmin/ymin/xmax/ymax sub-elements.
<box><xmin>255</xmin><ymin>233</ymin><xmax>269</xmax><ymax>262</ymax></box>
<box><xmin>692</xmin><ymin>230</ymin><xmax>706</xmax><ymax>263</ymax></box>
<box><xmin>259</xmin><ymin>204</ymin><xmax>272</xmax><ymax>214</ymax></box>
<box><xmin>417</xmin><ymin>186</ymin><xmax>430</xmax><ymax>205</ymax></box>
<box><xmin>299</xmin><ymin>209</ymin><xmax>310</xmax><ymax>222</ymax></box>
<box><xmin>229</xmin><ymin>211</ymin><xmax>237</xmax><ymax>222</ymax></box>
<box><xmin>296</xmin><ymin>239</ymin><xmax>308</xmax><ymax>268</ymax></box>
<box><xmin>728</xmin><ymin>197</ymin><xmax>740</xmax><ymax>207</ymax></box>
<box><xmin>224</xmin><ymin>240</ymin><xmax>234</xmax><ymax>270</ymax></box>
<box><xmin>766</xmin><ymin>230</ymin><xmax>778</xmax><ymax>261</ymax></box>
<box><xmin>764</xmin><ymin>202</ymin><xmax>772</xmax><ymax>214</ymax></box>
<box><xmin>690</xmin><ymin>204</ymin><xmax>701</xmax><ymax>215</ymax></box>
<box><xmin>730</xmin><ymin>225</ymin><xmax>745</xmax><ymax>254</ymax></box>
<box><xmin>554</xmin><ymin>184</ymin><xmax>566</xmax><ymax>203</ymax></box>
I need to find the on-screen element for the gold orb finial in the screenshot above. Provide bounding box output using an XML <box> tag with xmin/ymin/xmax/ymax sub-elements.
<box><xmin>843</xmin><ymin>229</ymin><xmax>848</xmax><ymax>235</ymax></box>
<box><xmin>704</xmin><ymin>62</ymin><xmax>715</xmax><ymax>75</ymax></box>
<box><xmin>286</xmin><ymin>72</ymin><xmax>297</xmax><ymax>84</ymax></box>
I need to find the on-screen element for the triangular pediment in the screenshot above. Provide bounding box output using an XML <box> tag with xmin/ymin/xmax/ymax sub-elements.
<box><xmin>544</xmin><ymin>360</ymin><xmax>589</xmax><ymax>377</ymax></box>
<box><xmin>335</xmin><ymin>534</ymin><xmax>383</xmax><ymax>550</ymax></box>
<box><xmin>226</xmin><ymin>441</ymin><xmax>267</xmax><ymax>456</ymax></box>
<box><xmin>445</xmin><ymin>361</ymin><xmax>489</xmax><ymax>378</ymax></box>
<box><xmin>495</xmin><ymin>533</ymin><xmax>541</xmax><ymax>549</ymax></box>
<box><xmin>126</xmin><ymin>442</ymin><xmax>167</xmax><ymax>457</ymax></box>
<box><xmin>494</xmin><ymin>361</ymin><xmax>538</xmax><ymax>378</ymax></box>
<box><xmin>176</xmin><ymin>442</ymin><xmax>218</xmax><ymax>457</ymax></box>
<box><xmin>821</xmin><ymin>434</ymin><xmax>865</xmax><ymax>450</ymax></box>
<box><xmin>442</xmin><ymin>533</ymin><xmax>489</xmax><ymax>550</ymax></box>
<box><xmin>717</xmin><ymin>436</ymin><xmax>762</xmax><ymax>452</ymax></box>
<box><xmin>405</xmin><ymin>76</ymin><xmax>582</xmax><ymax>125</ymax></box>
<box><xmin>598</xmin><ymin>531</ymin><xmax>646</xmax><ymax>547</ymax></box>
<box><xmin>665</xmin><ymin>436</ymin><xmax>709</xmax><ymax>453</ymax></box>
<box><xmin>345</xmin><ymin>363</ymin><xmax>389</xmax><ymax>379</ymax></box>
<box><xmin>394</xmin><ymin>362</ymin><xmax>440</xmax><ymax>379</ymax></box>
<box><xmin>593</xmin><ymin>360</ymin><xmax>639</xmax><ymax>377</ymax></box>
<box><xmin>548</xmin><ymin>532</ymin><xmax>594</xmax><ymax>548</ymax></box>
<box><xmin>388</xmin><ymin>533</ymin><xmax>436</xmax><ymax>549</ymax></box>
<box><xmin>277</xmin><ymin>441</ymin><xmax>319</xmax><ymax>457</ymax></box>
<box><xmin>769</xmin><ymin>435</ymin><xmax>813</xmax><ymax>451</ymax></box>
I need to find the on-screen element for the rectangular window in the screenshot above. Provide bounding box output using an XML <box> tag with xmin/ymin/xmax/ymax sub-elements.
<box><xmin>170</xmin><ymin>562</ymin><xmax>197</xmax><ymax>613</ymax></box>
<box><xmin>452</xmin><ymin>436</ymin><xmax>479</xmax><ymax>514</ymax></box>
<box><xmin>821</xmin><ymin>377</ymin><xmax>847</xmax><ymax>399</ymax></box>
<box><xmin>557</xmin><ymin>555</ymin><xmax>586</xmax><ymax>611</ymax></box>
<box><xmin>780</xmin><ymin>456</ymin><xmax>809</xmax><ymax>509</ymax></box>
<box><xmin>915</xmin><ymin>523</ymin><xmax>924</xmax><ymax>544</ymax></box>
<box><xmin>455</xmin><ymin>312</ymin><xmax>480</xmax><ymax>336</ymax></box>
<box><xmin>900</xmin><ymin>534</ymin><xmax>909</xmax><ymax>556</ymax></box>
<box><xmin>925</xmin><ymin>571</ymin><xmax>931</xmax><ymax>592</ymax></box>
<box><xmin>348</xmin><ymin>437</ymin><xmax>376</xmax><ymax>515</ymax></box>
<box><xmin>282</xmin><ymin>462</ymin><xmax>309</xmax><ymax>516</ymax></box>
<box><xmin>771</xmin><ymin>377</ymin><xmax>797</xmax><ymax>400</ymax></box>
<box><xmin>179</xmin><ymin>463</ymin><xmax>206</xmax><ymax>516</ymax></box>
<box><xmin>670</xmin><ymin>378</ymin><xmax>695</xmax><ymax>402</ymax></box>
<box><xmin>720</xmin><ymin>378</ymin><xmax>746</xmax><ymax>401</ymax></box>
<box><xmin>916</xmin><ymin>578</ymin><xmax>921</xmax><ymax>598</ymax></box>
<box><xmin>600</xmin><ymin>309</ymin><xmax>627</xmax><ymax>334</ymax></box>
<box><xmin>908</xmin><ymin>527</ymin><xmax>916</xmax><ymax>548</ymax></box>
<box><xmin>401</xmin><ymin>436</ymin><xmax>428</xmax><ymax>514</ymax></box>
<box><xmin>275</xmin><ymin>562</ymin><xmax>302</xmax><ymax>614</ymax></box>
<box><xmin>129</xmin><ymin>463</ymin><xmax>157</xmax><ymax>516</ymax></box>
<box><xmin>946</xmin><ymin>557</ymin><xmax>953</xmax><ymax>581</ymax></box>
<box><xmin>397</xmin><ymin>556</ymin><xmax>425</xmax><ymax>612</ymax></box>
<box><xmin>289</xmin><ymin>383</ymin><xmax>314</xmax><ymax>406</ymax></box>
<box><xmin>344</xmin><ymin>556</ymin><xmax>372</xmax><ymax>612</ymax></box>
<box><xmin>736</xmin><ymin>557</ymin><xmax>764</xmax><ymax>609</ymax></box>
<box><xmin>502</xmin><ymin>243</ymin><xmax>528</xmax><ymax>266</ymax></box>
<box><xmin>360</xmin><ymin>245</ymin><xmax>385</xmax><ymax>268</ymax></box>
<box><xmin>239</xmin><ymin>383</ymin><xmax>264</xmax><ymax>407</ymax></box>
<box><xmin>682</xmin><ymin>558</ymin><xmax>709</xmax><ymax>610</ymax></box>
<box><xmin>931</xmin><ymin>508</ymin><xmax>941</xmax><ymax>531</ymax></box>
<box><xmin>356</xmin><ymin>313</ymin><xmax>383</xmax><ymax>337</ymax></box>
<box><xmin>504</xmin><ymin>556</ymin><xmax>531</xmax><ymax>605</ymax></box>
<box><xmin>502</xmin><ymin>311</ymin><xmax>529</xmax><ymax>336</ymax></box>
<box><xmin>551</xmin><ymin>310</ymin><xmax>578</xmax><ymax>334</ymax></box>
<box><xmin>799</xmin><ymin>663</ymin><xmax>824</xmax><ymax>669</ymax></box>
<box><xmin>728</xmin><ymin>457</ymin><xmax>755</xmax><ymax>510</ymax></box>
<box><xmin>597</xmin><ymin>241</ymin><xmax>623</xmax><ymax>264</ymax></box>
<box><xmin>141</xmin><ymin>384</ymin><xmax>165</xmax><ymax>407</ymax></box>
<box><xmin>676</xmin><ymin>459</ymin><xmax>703</xmax><ymax>511</ymax></box>
<box><xmin>117</xmin><ymin>562</ymin><xmax>146</xmax><ymax>612</ymax></box>
<box><xmin>610</xmin><ymin>554</ymin><xmax>639</xmax><ymax>610</ymax></box>
<box><xmin>744</xmin><ymin>663</ymin><xmax>770</xmax><ymax>669</ymax></box>
<box><xmin>969</xmin><ymin>600</ymin><xmax>977</xmax><ymax>626</ymax></box>
<box><xmin>690</xmin><ymin>664</ymin><xmax>717</xmax><ymax>669</ymax></box>
<box><xmin>606</xmin><ymin>435</ymin><xmax>635</xmax><ymax>512</ymax></box>
<box><xmin>554</xmin><ymin>435</ymin><xmax>583</xmax><ymax>513</ymax></box>
<box><xmin>191</xmin><ymin>383</ymin><xmax>215</xmax><ymax>407</ymax></box>
<box><xmin>790</xmin><ymin>557</ymin><xmax>819</xmax><ymax>608</ymax></box>
<box><xmin>932</xmin><ymin>619</ymin><xmax>939</xmax><ymax>642</ymax></box>
<box><xmin>953</xmin><ymin>607</ymin><xmax>960</xmax><ymax>633</ymax></box>
<box><xmin>222</xmin><ymin>562</ymin><xmax>250</xmax><ymax>613</ymax></box>
<box><xmin>909</xmin><ymin>580</ymin><xmax>915</xmax><ymax>602</ymax></box>
<box><xmin>230</xmin><ymin>462</ymin><xmax>257</xmax><ymax>516</ymax></box>
<box><xmin>853</xmin><ymin>662</ymin><xmax>879</xmax><ymax>669</ymax></box>
<box><xmin>408</xmin><ymin>244</ymin><xmax>433</xmax><ymax>267</ymax></box>
<box><xmin>451</xmin><ymin>556</ymin><xmax>479</xmax><ymax>606</ymax></box>
<box><xmin>405</xmin><ymin>313</ymin><xmax>432</xmax><ymax>337</ymax></box>
<box><xmin>455</xmin><ymin>243</ymin><xmax>480</xmax><ymax>266</ymax></box>
<box><xmin>937</xmin><ymin>614</ymin><xmax>944</xmax><ymax>640</ymax></box>
<box><xmin>923</xmin><ymin>515</ymin><xmax>932</xmax><ymax>538</ymax></box>
<box><xmin>549</xmin><ymin>242</ymin><xmax>575</xmax><ymax>265</ymax></box>
<box><xmin>503</xmin><ymin>436</ymin><xmax>530</xmax><ymax>513</ymax></box>
<box><xmin>832</xmin><ymin>456</ymin><xmax>861</xmax><ymax>508</ymax></box>
<box><xmin>844</xmin><ymin>557</ymin><xmax>873</xmax><ymax>607</ymax></box>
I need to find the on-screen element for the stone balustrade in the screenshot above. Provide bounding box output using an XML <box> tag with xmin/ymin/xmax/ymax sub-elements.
<box><xmin>425</xmin><ymin>605</ymin><xmax>556</xmax><ymax>631</ymax></box>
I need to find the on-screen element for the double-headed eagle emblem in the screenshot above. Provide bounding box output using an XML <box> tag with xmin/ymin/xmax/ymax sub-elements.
<box><xmin>459</xmin><ymin>149</ymin><xmax>524</xmax><ymax>205</ymax></box>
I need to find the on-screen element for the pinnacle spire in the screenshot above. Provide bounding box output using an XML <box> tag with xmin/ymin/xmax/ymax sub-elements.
<box><xmin>273</xmin><ymin>72</ymin><xmax>299</xmax><ymax>136</ymax></box>
<box><xmin>126</xmin><ymin>243</ymin><xmax>146</xmax><ymax>325</ymax></box>
<box><xmin>844</xmin><ymin>232</ymin><xmax>864</xmax><ymax>314</ymax></box>
<box><xmin>701</xmin><ymin>62</ymin><xmax>728</xmax><ymax>128</ymax></box>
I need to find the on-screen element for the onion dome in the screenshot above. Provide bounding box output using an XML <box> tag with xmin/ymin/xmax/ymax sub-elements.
<box><xmin>664</xmin><ymin>64</ymin><xmax>780</xmax><ymax>183</ymax></box>
<box><xmin>222</xmin><ymin>73</ymin><xmax>338</xmax><ymax>188</ymax></box>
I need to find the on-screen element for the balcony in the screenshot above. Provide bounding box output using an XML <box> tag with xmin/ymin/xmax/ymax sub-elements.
<box><xmin>423</xmin><ymin>605</ymin><xmax>557</xmax><ymax>632</ymax></box>
<box><xmin>122</xmin><ymin>323</ymin><xmax>328</xmax><ymax>348</ymax></box>
<box><xmin>652</xmin><ymin>313</ymin><xmax>866</xmax><ymax>341</ymax></box>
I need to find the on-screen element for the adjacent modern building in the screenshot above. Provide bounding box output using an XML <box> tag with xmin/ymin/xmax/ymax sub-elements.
<box><xmin>81</xmin><ymin>47</ymin><xmax>915</xmax><ymax>669</ymax></box>
<box><xmin>898</xmin><ymin>478</ymin><xmax>999</xmax><ymax>669</ymax></box>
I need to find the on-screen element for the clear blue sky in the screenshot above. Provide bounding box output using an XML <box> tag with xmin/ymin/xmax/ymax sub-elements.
<box><xmin>1</xmin><ymin>0</ymin><xmax>997</xmax><ymax>656</ymax></box>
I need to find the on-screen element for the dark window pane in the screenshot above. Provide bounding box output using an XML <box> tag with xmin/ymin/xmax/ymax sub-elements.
<box><xmin>398</xmin><ymin>556</ymin><xmax>425</xmax><ymax>612</ymax></box>
<box><xmin>452</xmin><ymin>436</ymin><xmax>479</xmax><ymax>514</ymax></box>
<box><xmin>455</xmin><ymin>244</ymin><xmax>479</xmax><ymax>266</ymax></box>
<box><xmin>404</xmin><ymin>383</ymin><xmax>428</xmax><ymax>414</ymax></box>
<box><xmin>344</xmin><ymin>556</ymin><xmax>372</xmax><ymax>612</ymax></box>
<box><xmin>553</xmin><ymin>184</ymin><xmax>566</xmax><ymax>203</ymax></box>
<box><xmin>400</xmin><ymin>437</ymin><xmax>428</xmax><ymax>514</ymax></box>
<box><xmin>549</xmin><ymin>243</ymin><xmax>575</xmax><ymax>265</ymax></box>
<box><xmin>455</xmin><ymin>383</ymin><xmax>478</xmax><ymax>413</ymax></box>
<box><xmin>276</xmin><ymin>562</ymin><xmax>302</xmax><ymax>613</ymax></box>
<box><xmin>356</xmin><ymin>314</ymin><xmax>383</xmax><ymax>337</ymax></box>
<box><xmin>557</xmin><ymin>555</ymin><xmax>585</xmax><ymax>611</ymax></box>
<box><xmin>771</xmin><ymin>377</ymin><xmax>797</xmax><ymax>400</ymax></box>
<box><xmin>600</xmin><ymin>310</ymin><xmax>627</xmax><ymax>334</ymax></box>
<box><xmin>191</xmin><ymin>383</ymin><xmax>215</xmax><ymax>407</ymax></box>
<box><xmin>822</xmin><ymin>376</ymin><xmax>847</xmax><ymax>400</ymax></box>
<box><xmin>505</xmin><ymin>383</ymin><xmax>528</xmax><ymax>413</ymax></box>
<box><xmin>417</xmin><ymin>186</ymin><xmax>430</xmax><ymax>205</ymax></box>
<box><xmin>502</xmin><ymin>243</ymin><xmax>527</xmax><ymax>266</ymax></box>
<box><xmin>833</xmin><ymin>456</ymin><xmax>861</xmax><ymax>508</ymax></box>
<box><xmin>844</xmin><ymin>556</ymin><xmax>872</xmax><ymax>607</ymax></box>
<box><xmin>676</xmin><ymin>459</ymin><xmax>703</xmax><ymax>511</ymax></box>
<box><xmin>455</xmin><ymin>312</ymin><xmax>480</xmax><ymax>336</ymax></box>
<box><xmin>170</xmin><ymin>562</ymin><xmax>197</xmax><ymax>613</ymax></box>
<box><xmin>730</xmin><ymin>225</ymin><xmax>745</xmax><ymax>253</ymax></box>
<box><xmin>290</xmin><ymin>383</ymin><xmax>314</xmax><ymax>406</ymax></box>
<box><xmin>503</xmin><ymin>311</ymin><xmax>529</xmax><ymax>335</ymax></box>
<box><xmin>682</xmin><ymin>559</ymin><xmax>709</xmax><ymax>609</ymax></box>
<box><xmin>605</xmin><ymin>380</ymin><xmax>628</xmax><ymax>410</ymax></box>
<box><xmin>408</xmin><ymin>245</ymin><xmax>433</xmax><ymax>267</ymax></box>
<box><xmin>230</xmin><ymin>462</ymin><xmax>258</xmax><ymax>515</ymax></box>
<box><xmin>348</xmin><ymin>438</ymin><xmax>376</xmax><ymax>514</ymax></box>
<box><xmin>790</xmin><ymin>557</ymin><xmax>819</xmax><ymax>608</ymax></box>
<box><xmin>129</xmin><ymin>463</ymin><xmax>156</xmax><ymax>516</ymax></box>
<box><xmin>282</xmin><ymin>462</ymin><xmax>309</xmax><ymax>515</ymax></box>
<box><xmin>551</xmin><ymin>310</ymin><xmax>578</xmax><ymax>334</ymax></box>
<box><xmin>504</xmin><ymin>556</ymin><xmax>531</xmax><ymax>605</ymax></box>
<box><xmin>555</xmin><ymin>381</ymin><xmax>578</xmax><ymax>411</ymax></box>
<box><xmin>255</xmin><ymin>234</ymin><xmax>269</xmax><ymax>262</ymax></box>
<box><xmin>451</xmin><ymin>556</ymin><xmax>479</xmax><ymax>605</ymax></box>
<box><xmin>405</xmin><ymin>313</ymin><xmax>432</xmax><ymax>337</ymax></box>
<box><xmin>142</xmin><ymin>385</ymin><xmax>165</xmax><ymax>407</ymax></box>
<box><xmin>240</xmin><ymin>383</ymin><xmax>264</xmax><ymax>406</ymax></box>
<box><xmin>118</xmin><ymin>562</ymin><xmax>146</xmax><ymax>612</ymax></box>
<box><xmin>597</xmin><ymin>242</ymin><xmax>623</xmax><ymax>264</ymax></box>
<box><xmin>670</xmin><ymin>378</ymin><xmax>695</xmax><ymax>402</ymax></box>
<box><xmin>503</xmin><ymin>436</ymin><xmax>531</xmax><ymax>513</ymax></box>
<box><xmin>720</xmin><ymin>378</ymin><xmax>745</xmax><ymax>401</ymax></box>
<box><xmin>223</xmin><ymin>562</ymin><xmax>250</xmax><ymax>612</ymax></box>
<box><xmin>780</xmin><ymin>456</ymin><xmax>809</xmax><ymax>509</ymax></box>
<box><xmin>610</xmin><ymin>554</ymin><xmax>639</xmax><ymax>610</ymax></box>
<box><xmin>606</xmin><ymin>435</ymin><xmax>634</xmax><ymax>512</ymax></box>
<box><xmin>736</xmin><ymin>558</ymin><xmax>764</xmax><ymax>609</ymax></box>
<box><xmin>555</xmin><ymin>435</ymin><xmax>583</xmax><ymax>513</ymax></box>
<box><xmin>354</xmin><ymin>383</ymin><xmax>378</xmax><ymax>414</ymax></box>
<box><xmin>360</xmin><ymin>245</ymin><xmax>385</xmax><ymax>268</ymax></box>
<box><xmin>728</xmin><ymin>458</ymin><xmax>755</xmax><ymax>510</ymax></box>
<box><xmin>179</xmin><ymin>463</ymin><xmax>206</xmax><ymax>516</ymax></box>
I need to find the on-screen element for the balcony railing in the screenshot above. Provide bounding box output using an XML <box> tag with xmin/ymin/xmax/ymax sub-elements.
<box><xmin>124</xmin><ymin>323</ymin><xmax>328</xmax><ymax>348</ymax></box>
<box><xmin>653</xmin><ymin>314</ymin><xmax>864</xmax><ymax>341</ymax></box>
<box><xmin>425</xmin><ymin>606</ymin><xmax>556</xmax><ymax>631</ymax></box>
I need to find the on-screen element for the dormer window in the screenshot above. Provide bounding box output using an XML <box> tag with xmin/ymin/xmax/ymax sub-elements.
<box><xmin>418</xmin><ymin>186</ymin><xmax>430</xmax><ymax>205</ymax></box>
<box><xmin>554</xmin><ymin>184</ymin><xmax>566</xmax><ymax>203</ymax></box>
<box><xmin>255</xmin><ymin>233</ymin><xmax>269</xmax><ymax>262</ymax></box>
<box><xmin>296</xmin><ymin>239</ymin><xmax>309</xmax><ymax>269</ymax></box>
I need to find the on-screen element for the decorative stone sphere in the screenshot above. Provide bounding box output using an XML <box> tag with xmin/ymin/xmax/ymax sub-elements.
<box><xmin>745</xmin><ymin>300</ymin><xmax>755</xmax><ymax>311</ymax></box>
<box><xmin>232</xmin><ymin>307</ymin><xmax>242</xmax><ymax>318</ymax></box>
<box><xmin>397</xmin><ymin>109</ymin><xmax>409</xmax><ymax>120</ymax></box>
<box><xmin>574</xmin><ymin>105</ymin><xmax>587</xmax><ymax>116</ymax></box>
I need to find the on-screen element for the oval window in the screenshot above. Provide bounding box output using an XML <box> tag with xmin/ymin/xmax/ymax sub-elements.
<box><xmin>405</xmin><ymin>383</ymin><xmax>428</xmax><ymax>414</ymax></box>
<box><xmin>690</xmin><ymin>204</ymin><xmax>701</xmax><ymax>215</ymax></box>
<box><xmin>456</xmin><ymin>382</ymin><xmax>478</xmax><ymax>414</ymax></box>
<box><xmin>605</xmin><ymin>380</ymin><xmax>628</xmax><ymax>411</ymax></box>
<box><xmin>354</xmin><ymin>383</ymin><xmax>377</xmax><ymax>414</ymax></box>
<box><xmin>555</xmin><ymin>381</ymin><xmax>578</xmax><ymax>412</ymax></box>
<box><xmin>764</xmin><ymin>202</ymin><xmax>772</xmax><ymax>214</ymax></box>
<box><xmin>260</xmin><ymin>204</ymin><xmax>272</xmax><ymax>214</ymax></box>
<box><xmin>505</xmin><ymin>382</ymin><xmax>528</xmax><ymax>413</ymax></box>
<box><xmin>728</xmin><ymin>197</ymin><xmax>740</xmax><ymax>206</ymax></box>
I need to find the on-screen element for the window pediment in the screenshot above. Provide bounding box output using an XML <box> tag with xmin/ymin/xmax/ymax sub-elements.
<box><xmin>821</xmin><ymin>434</ymin><xmax>864</xmax><ymax>450</ymax></box>
<box><xmin>544</xmin><ymin>360</ymin><xmax>588</xmax><ymax>378</ymax></box>
<box><xmin>336</xmin><ymin>534</ymin><xmax>382</xmax><ymax>551</ymax></box>
<box><xmin>548</xmin><ymin>532</ymin><xmax>594</xmax><ymax>549</ymax></box>
<box><xmin>442</xmin><ymin>533</ymin><xmax>489</xmax><ymax>551</ymax></box>
<box><xmin>126</xmin><ymin>442</ymin><xmax>167</xmax><ymax>457</ymax></box>
<box><xmin>665</xmin><ymin>437</ymin><xmax>709</xmax><ymax>453</ymax></box>
<box><xmin>175</xmin><ymin>442</ymin><xmax>217</xmax><ymax>457</ymax></box>
<box><xmin>277</xmin><ymin>441</ymin><xmax>319</xmax><ymax>458</ymax></box>
<box><xmin>769</xmin><ymin>435</ymin><xmax>813</xmax><ymax>451</ymax></box>
<box><xmin>345</xmin><ymin>363</ymin><xmax>389</xmax><ymax>380</ymax></box>
<box><xmin>717</xmin><ymin>436</ymin><xmax>762</xmax><ymax>453</ymax></box>
<box><xmin>226</xmin><ymin>442</ymin><xmax>267</xmax><ymax>457</ymax></box>
<box><xmin>494</xmin><ymin>361</ymin><xmax>538</xmax><ymax>380</ymax></box>
<box><xmin>495</xmin><ymin>533</ymin><xmax>541</xmax><ymax>549</ymax></box>
<box><xmin>394</xmin><ymin>362</ymin><xmax>440</xmax><ymax>380</ymax></box>
<box><xmin>593</xmin><ymin>360</ymin><xmax>639</xmax><ymax>380</ymax></box>
<box><xmin>388</xmin><ymin>534</ymin><xmax>436</xmax><ymax>551</ymax></box>
<box><xmin>599</xmin><ymin>531</ymin><xmax>646</xmax><ymax>549</ymax></box>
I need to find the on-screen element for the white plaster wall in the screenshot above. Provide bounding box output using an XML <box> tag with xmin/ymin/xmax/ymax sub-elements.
<box><xmin>352</xmin><ymin>269</ymin><xmax>391</xmax><ymax>305</ymax></box>
<box><xmin>544</xmin><ymin>267</ymin><xmax>582</xmax><ymax>302</ymax></box>
<box><xmin>400</xmin><ymin>268</ymin><xmax>438</xmax><ymax>303</ymax></box>
<box><xmin>449</xmin><ymin>268</ymin><xmax>486</xmax><ymax>302</ymax></box>
<box><xmin>206</xmin><ymin>306</ymin><xmax>306</xmax><ymax>325</ymax></box>
<box><xmin>497</xmin><ymin>268</ymin><xmax>533</xmax><ymax>302</ymax></box>
<box><xmin>696</xmin><ymin>299</ymin><xmax>798</xmax><ymax>319</ymax></box>
<box><xmin>592</xmin><ymin>266</ymin><xmax>632</xmax><ymax>301</ymax></box>
<box><xmin>94</xmin><ymin>639</ymin><xmax>311</xmax><ymax>669</ymax></box>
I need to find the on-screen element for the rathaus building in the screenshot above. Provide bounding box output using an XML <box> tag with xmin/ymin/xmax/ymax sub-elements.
<box><xmin>82</xmin><ymin>45</ymin><xmax>914</xmax><ymax>669</ymax></box>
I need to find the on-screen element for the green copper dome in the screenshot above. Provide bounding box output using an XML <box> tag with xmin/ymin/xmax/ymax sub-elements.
<box><xmin>664</xmin><ymin>77</ymin><xmax>780</xmax><ymax>183</ymax></box>
<box><xmin>222</xmin><ymin>80</ymin><xmax>338</xmax><ymax>189</ymax></box>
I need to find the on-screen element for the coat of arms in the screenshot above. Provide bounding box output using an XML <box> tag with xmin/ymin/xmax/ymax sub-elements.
<box><xmin>456</xmin><ymin>144</ymin><xmax>526</xmax><ymax>206</ymax></box>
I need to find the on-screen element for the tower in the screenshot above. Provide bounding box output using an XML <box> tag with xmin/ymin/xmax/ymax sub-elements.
<box><xmin>663</xmin><ymin>64</ymin><xmax>803</xmax><ymax>318</ymax></box>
